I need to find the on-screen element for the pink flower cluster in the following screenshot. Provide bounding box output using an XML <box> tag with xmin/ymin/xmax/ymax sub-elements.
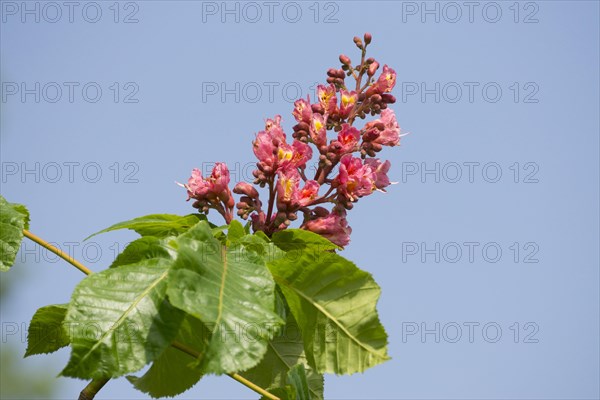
<box><xmin>182</xmin><ymin>33</ymin><xmax>403</xmax><ymax>248</ymax></box>
<box><xmin>179</xmin><ymin>163</ymin><xmax>235</xmax><ymax>224</ymax></box>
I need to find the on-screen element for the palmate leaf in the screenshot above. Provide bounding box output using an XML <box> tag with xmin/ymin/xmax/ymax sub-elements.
<box><xmin>85</xmin><ymin>213</ymin><xmax>204</xmax><ymax>240</ymax></box>
<box><xmin>127</xmin><ymin>314</ymin><xmax>209</xmax><ymax>398</ymax></box>
<box><xmin>272</xmin><ymin>229</ymin><xmax>339</xmax><ymax>253</ymax></box>
<box><xmin>268</xmin><ymin>243</ymin><xmax>390</xmax><ymax>375</ymax></box>
<box><xmin>242</xmin><ymin>310</ymin><xmax>324</xmax><ymax>400</ymax></box>
<box><xmin>166</xmin><ymin>222</ymin><xmax>283</xmax><ymax>375</ymax></box>
<box><xmin>25</xmin><ymin>304</ymin><xmax>70</xmax><ymax>357</ymax></box>
<box><xmin>66</xmin><ymin>219</ymin><xmax>283</xmax><ymax>382</ymax></box>
<box><xmin>0</xmin><ymin>195</ymin><xmax>30</xmax><ymax>271</ymax></box>
<box><xmin>226</xmin><ymin>220</ymin><xmax>246</xmax><ymax>243</ymax></box>
<box><xmin>61</xmin><ymin>258</ymin><xmax>184</xmax><ymax>379</ymax></box>
<box><xmin>110</xmin><ymin>236</ymin><xmax>176</xmax><ymax>268</ymax></box>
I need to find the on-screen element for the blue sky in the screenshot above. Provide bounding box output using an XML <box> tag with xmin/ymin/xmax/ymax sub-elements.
<box><xmin>1</xmin><ymin>1</ymin><xmax>599</xmax><ymax>398</ymax></box>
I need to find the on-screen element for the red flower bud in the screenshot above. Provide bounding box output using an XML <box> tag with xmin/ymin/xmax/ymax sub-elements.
<box><xmin>233</xmin><ymin>182</ymin><xmax>259</xmax><ymax>199</ymax></box>
<box><xmin>339</xmin><ymin>54</ymin><xmax>351</xmax><ymax>65</ymax></box>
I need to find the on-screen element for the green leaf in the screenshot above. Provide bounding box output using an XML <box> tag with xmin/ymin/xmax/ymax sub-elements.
<box><xmin>127</xmin><ymin>314</ymin><xmax>209</xmax><ymax>398</ymax></box>
<box><xmin>272</xmin><ymin>229</ymin><xmax>339</xmax><ymax>253</ymax></box>
<box><xmin>166</xmin><ymin>222</ymin><xmax>283</xmax><ymax>375</ymax></box>
<box><xmin>262</xmin><ymin>365</ymin><xmax>312</xmax><ymax>400</ymax></box>
<box><xmin>110</xmin><ymin>236</ymin><xmax>176</xmax><ymax>268</ymax></box>
<box><xmin>226</xmin><ymin>220</ymin><xmax>246</xmax><ymax>243</ymax></box>
<box><xmin>85</xmin><ymin>213</ymin><xmax>203</xmax><ymax>240</ymax></box>
<box><xmin>25</xmin><ymin>304</ymin><xmax>70</xmax><ymax>357</ymax></box>
<box><xmin>242</xmin><ymin>311</ymin><xmax>324</xmax><ymax>400</ymax></box>
<box><xmin>61</xmin><ymin>259</ymin><xmax>184</xmax><ymax>379</ymax></box>
<box><xmin>269</xmin><ymin>251</ymin><xmax>390</xmax><ymax>375</ymax></box>
<box><xmin>287</xmin><ymin>364</ymin><xmax>311</xmax><ymax>400</ymax></box>
<box><xmin>0</xmin><ymin>195</ymin><xmax>30</xmax><ymax>271</ymax></box>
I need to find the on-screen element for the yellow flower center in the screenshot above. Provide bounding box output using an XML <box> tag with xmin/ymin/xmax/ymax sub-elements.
<box><xmin>313</xmin><ymin>120</ymin><xmax>323</xmax><ymax>131</ymax></box>
<box><xmin>278</xmin><ymin>148</ymin><xmax>293</xmax><ymax>162</ymax></box>
<box><xmin>342</xmin><ymin>95</ymin><xmax>355</xmax><ymax>107</ymax></box>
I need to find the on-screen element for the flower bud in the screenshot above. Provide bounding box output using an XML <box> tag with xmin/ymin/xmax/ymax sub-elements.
<box><xmin>233</xmin><ymin>182</ymin><xmax>259</xmax><ymax>199</ymax></box>
<box><xmin>368</xmin><ymin>61</ymin><xmax>380</xmax><ymax>76</ymax></box>
<box><xmin>311</xmin><ymin>103</ymin><xmax>325</xmax><ymax>114</ymax></box>
<box><xmin>312</xmin><ymin>207</ymin><xmax>329</xmax><ymax>217</ymax></box>
<box><xmin>371</xmin><ymin>94</ymin><xmax>382</xmax><ymax>103</ymax></box>
<box><xmin>381</xmin><ymin>93</ymin><xmax>396</xmax><ymax>104</ymax></box>
<box><xmin>353</xmin><ymin>36</ymin><xmax>363</xmax><ymax>49</ymax></box>
<box><xmin>294</xmin><ymin>122</ymin><xmax>310</xmax><ymax>132</ymax></box>
<box><xmin>364</xmin><ymin>32</ymin><xmax>372</xmax><ymax>44</ymax></box>
<box><xmin>301</xmin><ymin>208</ymin><xmax>352</xmax><ymax>247</ymax></box>
<box><xmin>339</xmin><ymin>54</ymin><xmax>351</xmax><ymax>65</ymax></box>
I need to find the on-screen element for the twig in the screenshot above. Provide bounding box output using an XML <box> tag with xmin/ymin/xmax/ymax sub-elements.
<box><xmin>78</xmin><ymin>377</ymin><xmax>110</xmax><ymax>400</ymax></box>
<box><xmin>23</xmin><ymin>230</ymin><xmax>92</xmax><ymax>275</ymax></box>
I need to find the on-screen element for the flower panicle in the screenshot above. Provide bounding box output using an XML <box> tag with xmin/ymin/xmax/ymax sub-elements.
<box><xmin>181</xmin><ymin>33</ymin><xmax>404</xmax><ymax>248</ymax></box>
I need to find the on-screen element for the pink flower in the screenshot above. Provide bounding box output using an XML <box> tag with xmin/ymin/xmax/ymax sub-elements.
<box><xmin>376</xmin><ymin>109</ymin><xmax>401</xmax><ymax>146</ymax></box>
<box><xmin>334</xmin><ymin>124</ymin><xmax>361</xmax><ymax>155</ymax></box>
<box><xmin>183</xmin><ymin>168</ymin><xmax>211</xmax><ymax>200</ymax></box>
<box><xmin>299</xmin><ymin>180</ymin><xmax>320</xmax><ymax>206</ymax></box>
<box><xmin>265</xmin><ymin>115</ymin><xmax>283</xmax><ymax>132</ymax></box>
<box><xmin>254</xmin><ymin>115</ymin><xmax>312</xmax><ymax>176</ymax></box>
<box><xmin>364</xmin><ymin>158</ymin><xmax>392</xmax><ymax>191</ymax></box>
<box><xmin>278</xmin><ymin>140</ymin><xmax>313</xmax><ymax>170</ymax></box>
<box><xmin>253</xmin><ymin>131</ymin><xmax>277</xmax><ymax>166</ymax></box>
<box><xmin>180</xmin><ymin>163</ymin><xmax>234</xmax><ymax>223</ymax></box>
<box><xmin>210</xmin><ymin>162</ymin><xmax>231</xmax><ymax>195</ymax></box>
<box><xmin>361</xmin><ymin>109</ymin><xmax>401</xmax><ymax>147</ymax></box>
<box><xmin>310</xmin><ymin>113</ymin><xmax>328</xmax><ymax>147</ymax></box>
<box><xmin>317</xmin><ymin>84</ymin><xmax>338</xmax><ymax>114</ymax></box>
<box><xmin>376</xmin><ymin>65</ymin><xmax>397</xmax><ymax>93</ymax></box>
<box><xmin>366</xmin><ymin>65</ymin><xmax>397</xmax><ymax>97</ymax></box>
<box><xmin>302</xmin><ymin>209</ymin><xmax>352</xmax><ymax>247</ymax></box>
<box><xmin>250</xmin><ymin>211</ymin><xmax>266</xmax><ymax>232</ymax></box>
<box><xmin>276</xmin><ymin>168</ymin><xmax>301</xmax><ymax>209</ymax></box>
<box><xmin>181</xmin><ymin>163</ymin><xmax>231</xmax><ymax>201</ymax></box>
<box><xmin>339</xmin><ymin>90</ymin><xmax>358</xmax><ymax>118</ymax></box>
<box><xmin>293</xmin><ymin>98</ymin><xmax>313</xmax><ymax>124</ymax></box>
<box><xmin>335</xmin><ymin>154</ymin><xmax>376</xmax><ymax>201</ymax></box>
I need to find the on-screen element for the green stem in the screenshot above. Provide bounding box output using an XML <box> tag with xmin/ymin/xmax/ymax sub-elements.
<box><xmin>22</xmin><ymin>229</ymin><xmax>280</xmax><ymax>400</ymax></box>
<box><xmin>78</xmin><ymin>377</ymin><xmax>110</xmax><ymax>400</ymax></box>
